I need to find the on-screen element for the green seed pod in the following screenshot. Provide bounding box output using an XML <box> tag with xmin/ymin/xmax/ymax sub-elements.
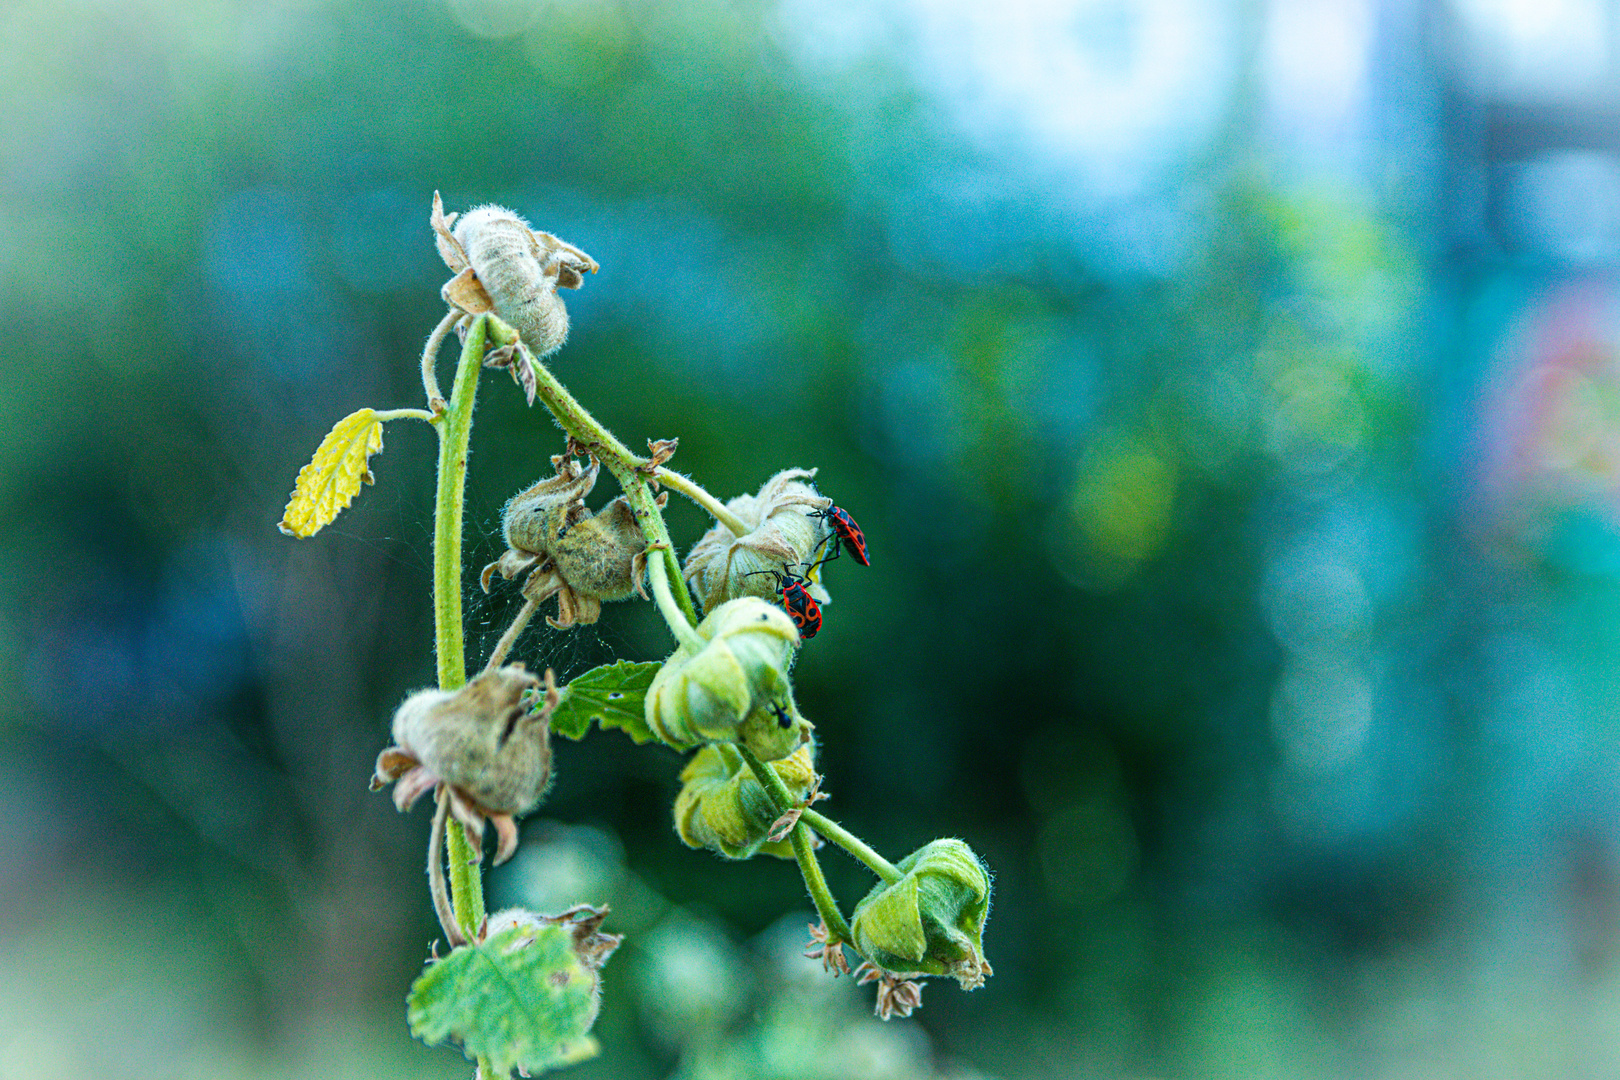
<box><xmin>644</xmin><ymin>597</ymin><xmax>811</xmax><ymax>760</ymax></box>
<box><xmin>674</xmin><ymin>742</ymin><xmax>817</xmax><ymax>860</ymax></box>
<box><xmin>849</xmin><ymin>839</ymin><xmax>994</xmax><ymax>990</ymax></box>
<box><xmin>683</xmin><ymin>468</ymin><xmax>833</xmax><ymax>612</ymax></box>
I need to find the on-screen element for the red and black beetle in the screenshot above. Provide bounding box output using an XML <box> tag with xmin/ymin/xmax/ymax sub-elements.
<box><xmin>812</xmin><ymin>505</ymin><xmax>870</xmax><ymax>568</ymax></box>
<box><xmin>745</xmin><ymin>568</ymin><xmax>822</xmax><ymax>639</ymax></box>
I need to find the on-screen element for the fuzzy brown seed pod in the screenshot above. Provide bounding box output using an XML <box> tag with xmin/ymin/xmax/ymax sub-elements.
<box><xmin>482</xmin><ymin>452</ymin><xmax>652</xmax><ymax>631</ymax></box>
<box><xmin>371</xmin><ymin>664</ymin><xmax>551</xmax><ymax>865</ymax></box>
<box><xmin>431</xmin><ymin>193</ymin><xmax>597</xmax><ymax>358</ymax></box>
<box><xmin>682</xmin><ymin>468</ymin><xmax>834</xmax><ymax>613</ymax></box>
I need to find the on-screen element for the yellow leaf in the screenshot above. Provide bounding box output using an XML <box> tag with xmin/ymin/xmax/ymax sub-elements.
<box><xmin>278</xmin><ymin>408</ymin><xmax>385</xmax><ymax>538</ymax></box>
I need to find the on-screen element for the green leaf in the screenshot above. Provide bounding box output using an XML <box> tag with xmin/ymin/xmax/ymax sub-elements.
<box><xmin>407</xmin><ymin>927</ymin><xmax>600</xmax><ymax>1076</ymax></box>
<box><xmin>548</xmin><ymin>660</ymin><xmax>661</xmax><ymax>743</ymax></box>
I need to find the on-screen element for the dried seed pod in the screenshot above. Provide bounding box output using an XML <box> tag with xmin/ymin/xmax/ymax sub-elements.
<box><xmin>674</xmin><ymin>742</ymin><xmax>818</xmax><ymax>861</ymax></box>
<box><xmin>501</xmin><ymin>454</ymin><xmax>599</xmax><ymax>560</ymax></box>
<box><xmin>550</xmin><ymin>496</ymin><xmax>646</xmax><ymax>602</ymax></box>
<box><xmin>432</xmin><ymin>194</ymin><xmax>598</xmax><ymax>358</ymax></box>
<box><xmin>371</xmin><ymin>664</ymin><xmax>552</xmax><ymax>865</ymax></box>
<box><xmin>683</xmin><ymin>468</ymin><xmax>834</xmax><ymax>613</ymax></box>
<box><xmin>482</xmin><ymin>453</ymin><xmax>650</xmax><ymax>631</ymax></box>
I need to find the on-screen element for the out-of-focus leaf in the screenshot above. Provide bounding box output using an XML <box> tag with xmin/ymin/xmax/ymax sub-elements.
<box><xmin>407</xmin><ymin>927</ymin><xmax>599</xmax><ymax>1075</ymax></box>
<box><xmin>278</xmin><ymin>408</ymin><xmax>385</xmax><ymax>538</ymax></box>
<box><xmin>549</xmin><ymin>660</ymin><xmax>661</xmax><ymax>743</ymax></box>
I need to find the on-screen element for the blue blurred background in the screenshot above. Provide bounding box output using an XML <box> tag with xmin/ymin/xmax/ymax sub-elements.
<box><xmin>9</xmin><ymin>0</ymin><xmax>1620</xmax><ymax>1075</ymax></box>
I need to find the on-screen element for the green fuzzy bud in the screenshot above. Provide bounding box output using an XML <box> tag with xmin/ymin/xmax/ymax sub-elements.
<box><xmin>645</xmin><ymin>597</ymin><xmax>812</xmax><ymax>760</ymax></box>
<box><xmin>849</xmin><ymin>839</ymin><xmax>993</xmax><ymax>990</ymax></box>
<box><xmin>674</xmin><ymin>742</ymin><xmax>817</xmax><ymax>860</ymax></box>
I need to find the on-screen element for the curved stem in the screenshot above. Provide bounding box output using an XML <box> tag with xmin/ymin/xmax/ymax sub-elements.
<box><xmin>655</xmin><ymin>467</ymin><xmax>750</xmax><ymax>537</ymax></box>
<box><xmin>486</xmin><ymin>317</ymin><xmax>699</xmax><ymax>630</ymax></box>
<box><xmin>484</xmin><ymin>593</ymin><xmax>542</xmax><ymax>673</ymax></box>
<box><xmin>738</xmin><ymin>744</ymin><xmax>852</xmax><ymax>944</ymax></box>
<box><xmin>421</xmin><ymin>308</ymin><xmax>460</xmax><ymax>412</ymax></box>
<box><xmin>648</xmin><ymin>548</ymin><xmax>706</xmax><ymax>654</ymax></box>
<box><xmin>427</xmin><ymin>786</ymin><xmax>467</xmax><ymax>947</ymax></box>
<box><xmin>801</xmin><ymin>808</ymin><xmax>903</xmax><ymax>885</ymax></box>
<box><xmin>432</xmin><ymin>315</ymin><xmax>487</xmax><ymax>940</ymax></box>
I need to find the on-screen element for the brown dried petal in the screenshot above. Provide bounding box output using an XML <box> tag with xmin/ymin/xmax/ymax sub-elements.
<box><xmin>431</xmin><ymin>191</ymin><xmax>469</xmax><ymax>273</ymax></box>
<box><xmin>371</xmin><ymin>746</ymin><xmax>420</xmax><ymax>789</ymax></box>
<box><xmin>481</xmin><ymin>549</ymin><xmax>543</xmax><ymax>593</ymax></box>
<box><xmin>442</xmin><ymin>265</ymin><xmax>495</xmax><ymax>314</ymax></box>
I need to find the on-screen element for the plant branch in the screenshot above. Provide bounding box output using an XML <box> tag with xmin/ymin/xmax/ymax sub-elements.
<box><xmin>484</xmin><ymin>593</ymin><xmax>542</xmax><ymax>673</ymax></box>
<box><xmin>433</xmin><ymin>314</ymin><xmax>487</xmax><ymax>940</ymax></box>
<box><xmin>647</xmin><ymin>546</ymin><xmax>706</xmax><ymax>653</ymax></box>
<box><xmin>486</xmin><ymin>317</ymin><xmax>699</xmax><ymax>630</ymax></box>
<box><xmin>801</xmin><ymin>808</ymin><xmax>903</xmax><ymax>885</ymax></box>
<box><xmin>428</xmin><ymin>786</ymin><xmax>467</xmax><ymax>947</ymax></box>
<box><xmin>421</xmin><ymin>309</ymin><xmax>460</xmax><ymax>412</ymax></box>
<box><xmin>738</xmin><ymin>744</ymin><xmax>852</xmax><ymax>944</ymax></box>
<box><xmin>654</xmin><ymin>467</ymin><xmax>750</xmax><ymax>537</ymax></box>
<box><xmin>375</xmin><ymin>407</ymin><xmax>437</xmax><ymax>423</ymax></box>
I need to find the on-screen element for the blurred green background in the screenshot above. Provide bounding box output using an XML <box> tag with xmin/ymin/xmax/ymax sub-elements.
<box><xmin>11</xmin><ymin>0</ymin><xmax>1620</xmax><ymax>1076</ymax></box>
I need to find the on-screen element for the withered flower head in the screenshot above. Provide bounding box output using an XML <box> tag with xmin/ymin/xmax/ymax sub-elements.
<box><xmin>682</xmin><ymin>468</ymin><xmax>834</xmax><ymax>613</ymax></box>
<box><xmin>482</xmin><ymin>451</ymin><xmax>653</xmax><ymax>631</ymax></box>
<box><xmin>431</xmin><ymin>192</ymin><xmax>598</xmax><ymax>359</ymax></box>
<box><xmin>855</xmin><ymin>962</ymin><xmax>925</xmax><ymax>1021</ymax></box>
<box><xmin>370</xmin><ymin>664</ymin><xmax>550</xmax><ymax>865</ymax></box>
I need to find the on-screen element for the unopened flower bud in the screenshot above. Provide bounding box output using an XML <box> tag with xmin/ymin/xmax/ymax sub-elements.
<box><xmin>683</xmin><ymin>468</ymin><xmax>833</xmax><ymax>612</ymax></box>
<box><xmin>644</xmin><ymin>597</ymin><xmax>811</xmax><ymax>761</ymax></box>
<box><xmin>849</xmin><ymin>839</ymin><xmax>993</xmax><ymax>991</ymax></box>
<box><xmin>674</xmin><ymin>742</ymin><xmax>817</xmax><ymax>860</ymax></box>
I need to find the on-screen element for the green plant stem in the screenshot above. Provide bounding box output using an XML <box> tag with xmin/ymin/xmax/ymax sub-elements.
<box><xmin>801</xmin><ymin>808</ymin><xmax>903</xmax><ymax>885</ymax></box>
<box><xmin>375</xmin><ymin>407</ymin><xmax>437</xmax><ymax>423</ymax></box>
<box><xmin>487</xmin><ymin>318</ymin><xmax>699</xmax><ymax>628</ymax></box>
<box><xmin>647</xmin><ymin>548</ymin><xmax>706</xmax><ymax>654</ymax></box>
<box><xmin>653</xmin><ymin>467</ymin><xmax>750</xmax><ymax>537</ymax></box>
<box><xmin>738</xmin><ymin>744</ymin><xmax>852</xmax><ymax>944</ymax></box>
<box><xmin>433</xmin><ymin>315</ymin><xmax>487</xmax><ymax>940</ymax></box>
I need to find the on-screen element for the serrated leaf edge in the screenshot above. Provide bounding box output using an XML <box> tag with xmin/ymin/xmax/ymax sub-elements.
<box><xmin>278</xmin><ymin>407</ymin><xmax>387</xmax><ymax>538</ymax></box>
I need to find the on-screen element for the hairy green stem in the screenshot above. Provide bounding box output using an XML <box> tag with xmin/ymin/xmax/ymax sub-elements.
<box><xmin>802</xmin><ymin>808</ymin><xmax>903</xmax><ymax>885</ymax></box>
<box><xmin>654</xmin><ymin>467</ymin><xmax>751</xmax><ymax>537</ymax></box>
<box><xmin>433</xmin><ymin>316</ymin><xmax>487</xmax><ymax>940</ymax></box>
<box><xmin>487</xmin><ymin>317</ymin><xmax>699</xmax><ymax>627</ymax></box>
<box><xmin>738</xmin><ymin>744</ymin><xmax>852</xmax><ymax>943</ymax></box>
<box><xmin>647</xmin><ymin>548</ymin><xmax>706</xmax><ymax>654</ymax></box>
<box><xmin>375</xmin><ymin>407</ymin><xmax>437</xmax><ymax>423</ymax></box>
